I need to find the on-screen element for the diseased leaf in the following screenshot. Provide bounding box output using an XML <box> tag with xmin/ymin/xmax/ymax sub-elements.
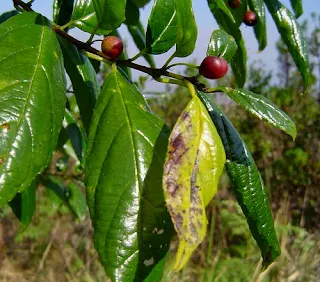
<box><xmin>92</xmin><ymin>0</ymin><xmax>126</xmax><ymax>31</ymax></box>
<box><xmin>9</xmin><ymin>179</ymin><xmax>36</xmax><ymax>229</ymax></box>
<box><xmin>0</xmin><ymin>12</ymin><xmax>66</xmax><ymax>207</ymax></box>
<box><xmin>146</xmin><ymin>0</ymin><xmax>177</xmax><ymax>54</ymax></box>
<box><xmin>58</xmin><ymin>37</ymin><xmax>98</xmax><ymax>134</ymax></box>
<box><xmin>85</xmin><ymin>66</ymin><xmax>173</xmax><ymax>281</ymax></box>
<box><xmin>217</xmin><ymin>87</ymin><xmax>296</xmax><ymax>139</ymax></box>
<box><xmin>206</xmin><ymin>29</ymin><xmax>237</xmax><ymax>62</ymax></box>
<box><xmin>71</xmin><ymin>0</ymin><xmax>110</xmax><ymax>34</ymax></box>
<box><xmin>247</xmin><ymin>0</ymin><xmax>267</xmax><ymax>50</ymax></box>
<box><xmin>207</xmin><ymin>0</ymin><xmax>247</xmax><ymax>87</ymax></box>
<box><xmin>175</xmin><ymin>0</ymin><xmax>198</xmax><ymax>57</ymax></box>
<box><xmin>163</xmin><ymin>94</ymin><xmax>226</xmax><ymax>270</ymax></box>
<box><xmin>53</xmin><ymin>0</ymin><xmax>75</xmax><ymax>26</ymax></box>
<box><xmin>264</xmin><ymin>0</ymin><xmax>310</xmax><ymax>91</ymax></box>
<box><xmin>290</xmin><ymin>0</ymin><xmax>303</xmax><ymax>18</ymax></box>
<box><xmin>127</xmin><ymin>22</ymin><xmax>156</xmax><ymax>68</ymax></box>
<box><xmin>197</xmin><ymin>91</ymin><xmax>281</xmax><ymax>267</ymax></box>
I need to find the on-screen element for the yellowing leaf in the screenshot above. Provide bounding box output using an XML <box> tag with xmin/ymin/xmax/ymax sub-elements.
<box><xmin>163</xmin><ymin>95</ymin><xmax>226</xmax><ymax>270</ymax></box>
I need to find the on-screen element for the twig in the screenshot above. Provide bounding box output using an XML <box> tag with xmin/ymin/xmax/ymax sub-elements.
<box><xmin>36</xmin><ymin>237</ymin><xmax>53</xmax><ymax>275</ymax></box>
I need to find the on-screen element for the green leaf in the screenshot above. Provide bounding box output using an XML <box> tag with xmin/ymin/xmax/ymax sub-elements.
<box><xmin>247</xmin><ymin>0</ymin><xmax>267</xmax><ymax>50</ymax></box>
<box><xmin>58</xmin><ymin>37</ymin><xmax>98</xmax><ymax>134</ymax></box>
<box><xmin>174</xmin><ymin>0</ymin><xmax>198</xmax><ymax>57</ymax></box>
<box><xmin>0</xmin><ymin>10</ymin><xmax>19</xmax><ymax>24</ymax></box>
<box><xmin>92</xmin><ymin>0</ymin><xmax>126</xmax><ymax>31</ymax></box>
<box><xmin>146</xmin><ymin>0</ymin><xmax>177</xmax><ymax>54</ymax></box>
<box><xmin>217</xmin><ymin>87</ymin><xmax>296</xmax><ymax>139</ymax></box>
<box><xmin>213</xmin><ymin>0</ymin><xmax>236</xmax><ymax>24</ymax></box>
<box><xmin>9</xmin><ymin>179</ymin><xmax>36</xmax><ymax>229</ymax></box>
<box><xmin>85</xmin><ymin>66</ymin><xmax>173</xmax><ymax>281</ymax></box>
<box><xmin>163</xmin><ymin>94</ymin><xmax>226</xmax><ymax>270</ymax></box>
<box><xmin>43</xmin><ymin>176</ymin><xmax>87</xmax><ymax>221</ymax></box>
<box><xmin>71</xmin><ymin>0</ymin><xmax>110</xmax><ymax>34</ymax></box>
<box><xmin>264</xmin><ymin>0</ymin><xmax>310</xmax><ymax>91</ymax></box>
<box><xmin>207</xmin><ymin>1</ymin><xmax>247</xmax><ymax>87</ymax></box>
<box><xmin>289</xmin><ymin>0</ymin><xmax>303</xmax><ymax>18</ymax></box>
<box><xmin>127</xmin><ymin>22</ymin><xmax>156</xmax><ymax>68</ymax></box>
<box><xmin>143</xmin><ymin>254</ymin><xmax>169</xmax><ymax>282</ymax></box>
<box><xmin>132</xmin><ymin>0</ymin><xmax>151</xmax><ymax>7</ymax></box>
<box><xmin>228</xmin><ymin>0</ymin><xmax>247</xmax><ymax>26</ymax></box>
<box><xmin>0</xmin><ymin>12</ymin><xmax>66</xmax><ymax>207</ymax></box>
<box><xmin>197</xmin><ymin>91</ymin><xmax>281</xmax><ymax>267</ymax></box>
<box><xmin>206</xmin><ymin>29</ymin><xmax>237</xmax><ymax>62</ymax></box>
<box><xmin>53</xmin><ymin>0</ymin><xmax>75</xmax><ymax>26</ymax></box>
<box><xmin>125</xmin><ymin>0</ymin><xmax>140</xmax><ymax>26</ymax></box>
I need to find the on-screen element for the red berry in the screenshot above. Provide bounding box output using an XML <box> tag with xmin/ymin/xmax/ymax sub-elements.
<box><xmin>228</xmin><ymin>0</ymin><xmax>241</xmax><ymax>9</ymax></box>
<box><xmin>101</xmin><ymin>36</ymin><xmax>123</xmax><ymax>59</ymax></box>
<box><xmin>199</xmin><ymin>56</ymin><xmax>228</xmax><ymax>79</ymax></box>
<box><xmin>243</xmin><ymin>11</ymin><xmax>258</xmax><ymax>26</ymax></box>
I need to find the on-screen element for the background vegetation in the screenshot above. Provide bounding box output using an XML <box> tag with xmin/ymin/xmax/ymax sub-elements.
<box><xmin>0</xmin><ymin>11</ymin><xmax>319</xmax><ymax>282</ymax></box>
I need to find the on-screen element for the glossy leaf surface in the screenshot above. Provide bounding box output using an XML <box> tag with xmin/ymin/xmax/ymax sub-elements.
<box><xmin>290</xmin><ymin>0</ymin><xmax>303</xmax><ymax>18</ymax></box>
<box><xmin>58</xmin><ymin>37</ymin><xmax>98</xmax><ymax>134</ymax></box>
<box><xmin>53</xmin><ymin>0</ymin><xmax>75</xmax><ymax>26</ymax></box>
<box><xmin>217</xmin><ymin>87</ymin><xmax>296</xmax><ymax>139</ymax></box>
<box><xmin>198</xmin><ymin>91</ymin><xmax>281</xmax><ymax>267</ymax></box>
<box><xmin>163</xmin><ymin>95</ymin><xmax>226</xmax><ymax>270</ymax></box>
<box><xmin>206</xmin><ymin>29</ymin><xmax>237</xmax><ymax>62</ymax></box>
<box><xmin>9</xmin><ymin>180</ymin><xmax>36</xmax><ymax>229</ymax></box>
<box><xmin>0</xmin><ymin>12</ymin><xmax>66</xmax><ymax>207</ymax></box>
<box><xmin>175</xmin><ymin>0</ymin><xmax>198</xmax><ymax>57</ymax></box>
<box><xmin>85</xmin><ymin>67</ymin><xmax>173</xmax><ymax>281</ymax></box>
<box><xmin>264</xmin><ymin>0</ymin><xmax>310</xmax><ymax>91</ymax></box>
<box><xmin>71</xmin><ymin>0</ymin><xmax>109</xmax><ymax>34</ymax></box>
<box><xmin>146</xmin><ymin>0</ymin><xmax>177</xmax><ymax>54</ymax></box>
<box><xmin>92</xmin><ymin>0</ymin><xmax>126</xmax><ymax>31</ymax></box>
<box><xmin>207</xmin><ymin>0</ymin><xmax>247</xmax><ymax>87</ymax></box>
<box><xmin>127</xmin><ymin>22</ymin><xmax>156</xmax><ymax>68</ymax></box>
<box><xmin>247</xmin><ymin>0</ymin><xmax>267</xmax><ymax>50</ymax></box>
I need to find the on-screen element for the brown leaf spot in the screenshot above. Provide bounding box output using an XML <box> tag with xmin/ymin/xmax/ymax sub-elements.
<box><xmin>0</xmin><ymin>158</ymin><xmax>4</xmax><ymax>165</ymax></box>
<box><xmin>181</xmin><ymin>111</ymin><xmax>190</xmax><ymax>121</ymax></box>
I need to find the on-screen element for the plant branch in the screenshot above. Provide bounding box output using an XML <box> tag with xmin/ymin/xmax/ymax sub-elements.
<box><xmin>12</xmin><ymin>0</ymin><xmax>211</xmax><ymax>93</ymax></box>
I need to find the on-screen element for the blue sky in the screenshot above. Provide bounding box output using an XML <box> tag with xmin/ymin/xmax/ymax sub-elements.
<box><xmin>1</xmin><ymin>0</ymin><xmax>315</xmax><ymax>89</ymax></box>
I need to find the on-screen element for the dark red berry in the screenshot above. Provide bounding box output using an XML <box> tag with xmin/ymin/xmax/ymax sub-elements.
<box><xmin>199</xmin><ymin>56</ymin><xmax>228</xmax><ymax>79</ymax></box>
<box><xmin>243</xmin><ymin>11</ymin><xmax>258</xmax><ymax>26</ymax></box>
<box><xmin>101</xmin><ymin>36</ymin><xmax>123</xmax><ymax>59</ymax></box>
<box><xmin>228</xmin><ymin>0</ymin><xmax>241</xmax><ymax>9</ymax></box>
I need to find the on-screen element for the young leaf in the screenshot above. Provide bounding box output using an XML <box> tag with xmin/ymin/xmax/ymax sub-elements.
<box><xmin>58</xmin><ymin>37</ymin><xmax>98</xmax><ymax>134</ymax></box>
<box><xmin>197</xmin><ymin>91</ymin><xmax>281</xmax><ymax>267</ymax></box>
<box><xmin>92</xmin><ymin>0</ymin><xmax>126</xmax><ymax>31</ymax></box>
<box><xmin>290</xmin><ymin>0</ymin><xmax>303</xmax><ymax>18</ymax></box>
<box><xmin>247</xmin><ymin>0</ymin><xmax>267</xmax><ymax>50</ymax></box>
<box><xmin>217</xmin><ymin>87</ymin><xmax>296</xmax><ymax>139</ymax></box>
<box><xmin>85</xmin><ymin>66</ymin><xmax>173</xmax><ymax>281</ymax></box>
<box><xmin>207</xmin><ymin>1</ymin><xmax>247</xmax><ymax>87</ymax></box>
<box><xmin>53</xmin><ymin>0</ymin><xmax>75</xmax><ymax>26</ymax></box>
<box><xmin>206</xmin><ymin>29</ymin><xmax>237</xmax><ymax>62</ymax></box>
<box><xmin>264</xmin><ymin>0</ymin><xmax>310</xmax><ymax>91</ymax></box>
<box><xmin>127</xmin><ymin>22</ymin><xmax>156</xmax><ymax>68</ymax></box>
<box><xmin>71</xmin><ymin>0</ymin><xmax>110</xmax><ymax>34</ymax></box>
<box><xmin>0</xmin><ymin>12</ymin><xmax>66</xmax><ymax>207</ymax></box>
<box><xmin>163</xmin><ymin>95</ymin><xmax>226</xmax><ymax>270</ymax></box>
<box><xmin>146</xmin><ymin>0</ymin><xmax>177</xmax><ymax>54</ymax></box>
<box><xmin>9</xmin><ymin>180</ymin><xmax>36</xmax><ymax>230</ymax></box>
<box><xmin>175</xmin><ymin>0</ymin><xmax>198</xmax><ymax>57</ymax></box>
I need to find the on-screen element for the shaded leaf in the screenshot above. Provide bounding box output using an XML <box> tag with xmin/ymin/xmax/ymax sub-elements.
<box><xmin>217</xmin><ymin>87</ymin><xmax>296</xmax><ymax>138</ymax></box>
<box><xmin>206</xmin><ymin>29</ymin><xmax>237</xmax><ymax>62</ymax></box>
<box><xmin>85</xmin><ymin>66</ymin><xmax>173</xmax><ymax>281</ymax></box>
<box><xmin>9</xmin><ymin>179</ymin><xmax>36</xmax><ymax>229</ymax></box>
<box><xmin>163</xmin><ymin>94</ymin><xmax>226</xmax><ymax>270</ymax></box>
<box><xmin>0</xmin><ymin>10</ymin><xmax>19</xmax><ymax>24</ymax></box>
<box><xmin>146</xmin><ymin>0</ymin><xmax>177</xmax><ymax>54</ymax></box>
<box><xmin>125</xmin><ymin>0</ymin><xmax>140</xmax><ymax>26</ymax></box>
<box><xmin>175</xmin><ymin>0</ymin><xmax>198</xmax><ymax>57</ymax></box>
<box><xmin>290</xmin><ymin>0</ymin><xmax>303</xmax><ymax>18</ymax></box>
<box><xmin>264</xmin><ymin>0</ymin><xmax>310</xmax><ymax>91</ymax></box>
<box><xmin>132</xmin><ymin>0</ymin><xmax>151</xmax><ymax>7</ymax></box>
<box><xmin>92</xmin><ymin>0</ymin><xmax>126</xmax><ymax>31</ymax></box>
<box><xmin>58</xmin><ymin>37</ymin><xmax>98</xmax><ymax>134</ymax></box>
<box><xmin>197</xmin><ymin>91</ymin><xmax>281</xmax><ymax>267</ymax></box>
<box><xmin>247</xmin><ymin>0</ymin><xmax>267</xmax><ymax>50</ymax></box>
<box><xmin>53</xmin><ymin>0</ymin><xmax>75</xmax><ymax>26</ymax></box>
<box><xmin>0</xmin><ymin>12</ymin><xmax>66</xmax><ymax>207</ymax></box>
